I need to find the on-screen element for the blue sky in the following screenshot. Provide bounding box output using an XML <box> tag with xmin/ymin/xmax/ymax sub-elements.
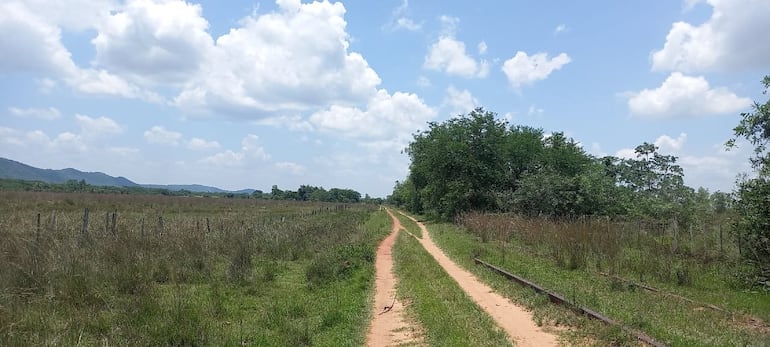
<box><xmin>1</xmin><ymin>0</ymin><xmax>768</xmax><ymax>197</ymax></box>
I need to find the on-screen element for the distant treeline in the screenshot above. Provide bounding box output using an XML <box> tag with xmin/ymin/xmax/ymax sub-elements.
<box><xmin>255</xmin><ymin>185</ymin><xmax>383</xmax><ymax>204</ymax></box>
<box><xmin>0</xmin><ymin>178</ymin><xmax>382</xmax><ymax>204</ymax></box>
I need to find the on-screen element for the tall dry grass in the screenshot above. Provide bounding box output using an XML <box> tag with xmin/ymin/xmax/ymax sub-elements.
<box><xmin>457</xmin><ymin>211</ymin><xmax>738</xmax><ymax>284</ymax></box>
<box><xmin>0</xmin><ymin>191</ymin><xmax>380</xmax><ymax>345</ymax></box>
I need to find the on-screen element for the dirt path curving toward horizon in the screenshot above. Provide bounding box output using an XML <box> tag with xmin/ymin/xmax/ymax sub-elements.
<box><xmin>397</xmin><ymin>211</ymin><xmax>559</xmax><ymax>347</ymax></box>
<box><xmin>365</xmin><ymin>210</ymin><xmax>424</xmax><ymax>347</ymax></box>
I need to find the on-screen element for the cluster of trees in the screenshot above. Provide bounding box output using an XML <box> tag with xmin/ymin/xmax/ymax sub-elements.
<box><xmin>255</xmin><ymin>185</ymin><xmax>380</xmax><ymax>204</ymax></box>
<box><xmin>390</xmin><ymin>108</ymin><xmax>723</xmax><ymax>221</ymax></box>
<box><xmin>3</xmin><ymin>179</ymin><xmax>380</xmax><ymax>204</ymax></box>
<box><xmin>392</xmin><ymin>75</ymin><xmax>770</xmax><ymax>286</ymax></box>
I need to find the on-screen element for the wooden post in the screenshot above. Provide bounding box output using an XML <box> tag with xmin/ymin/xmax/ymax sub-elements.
<box><xmin>111</xmin><ymin>212</ymin><xmax>117</xmax><ymax>236</ymax></box>
<box><xmin>206</xmin><ymin>217</ymin><xmax>211</xmax><ymax>233</ymax></box>
<box><xmin>81</xmin><ymin>208</ymin><xmax>90</xmax><ymax>237</ymax></box>
<box><xmin>672</xmin><ymin>219</ymin><xmax>679</xmax><ymax>253</ymax></box>
<box><xmin>36</xmin><ymin>212</ymin><xmax>41</xmax><ymax>241</ymax></box>
<box><xmin>157</xmin><ymin>216</ymin><xmax>164</xmax><ymax>235</ymax></box>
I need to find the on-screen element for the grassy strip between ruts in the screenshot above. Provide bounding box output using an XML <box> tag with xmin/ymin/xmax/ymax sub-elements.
<box><xmin>392</xmin><ymin>230</ymin><xmax>512</xmax><ymax>346</ymax></box>
<box><xmin>424</xmin><ymin>220</ymin><xmax>770</xmax><ymax>347</ymax></box>
<box><xmin>392</xmin><ymin>210</ymin><xmax>422</xmax><ymax>238</ymax></box>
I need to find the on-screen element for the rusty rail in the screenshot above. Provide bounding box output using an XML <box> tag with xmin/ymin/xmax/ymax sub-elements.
<box><xmin>473</xmin><ymin>258</ymin><xmax>667</xmax><ymax>347</ymax></box>
<box><xmin>597</xmin><ymin>272</ymin><xmax>730</xmax><ymax>313</ymax></box>
<box><xmin>596</xmin><ymin>272</ymin><xmax>770</xmax><ymax>329</ymax></box>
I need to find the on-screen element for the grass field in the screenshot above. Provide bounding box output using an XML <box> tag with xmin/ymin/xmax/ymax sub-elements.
<box><xmin>0</xmin><ymin>191</ymin><xmax>387</xmax><ymax>346</ymax></box>
<box><xmin>3</xmin><ymin>190</ymin><xmax>767</xmax><ymax>346</ymax></box>
<box><xmin>423</xmin><ymin>214</ymin><xmax>770</xmax><ymax>346</ymax></box>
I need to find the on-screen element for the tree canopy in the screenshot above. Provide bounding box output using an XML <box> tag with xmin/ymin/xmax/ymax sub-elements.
<box><xmin>391</xmin><ymin>107</ymin><xmax>721</xmax><ymax>223</ymax></box>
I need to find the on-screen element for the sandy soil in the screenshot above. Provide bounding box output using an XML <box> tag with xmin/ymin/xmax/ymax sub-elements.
<box><xmin>399</xmin><ymin>212</ymin><xmax>559</xmax><ymax>347</ymax></box>
<box><xmin>365</xmin><ymin>210</ymin><xmax>424</xmax><ymax>347</ymax></box>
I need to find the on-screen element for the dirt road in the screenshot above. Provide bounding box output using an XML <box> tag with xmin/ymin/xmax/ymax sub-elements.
<box><xmin>365</xmin><ymin>210</ymin><xmax>424</xmax><ymax>347</ymax></box>
<box><xmin>398</xmin><ymin>211</ymin><xmax>558</xmax><ymax>347</ymax></box>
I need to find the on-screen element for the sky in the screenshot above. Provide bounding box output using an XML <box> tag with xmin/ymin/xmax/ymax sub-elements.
<box><xmin>1</xmin><ymin>0</ymin><xmax>769</xmax><ymax>197</ymax></box>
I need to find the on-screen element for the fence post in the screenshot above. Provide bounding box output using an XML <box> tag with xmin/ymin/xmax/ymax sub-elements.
<box><xmin>36</xmin><ymin>212</ymin><xmax>41</xmax><ymax>241</ymax></box>
<box><xmin>111</xmin><ymin>211</ymin><xmax>117</xmax><ymax>237</ymax></box>
<box><xmin>81</xmin><ymin>208</ymin><xmax>90</xmax><ymax>238</ymax></box>
<box><xmin>672</xmin><ymin>219</ymin><xmax>679</xmax><ymax>253</ymax></box>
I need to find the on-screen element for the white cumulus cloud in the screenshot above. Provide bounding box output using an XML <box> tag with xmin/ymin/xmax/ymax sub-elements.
<box><xmin>175</xmin><ymin>0</ymin><xmax>381</xmax><ymax>116</ymax></box>
<box><xmin>309</xmin><ymin>89</ymin><xmax>436</xmax><ymax>143</ymax></box>
<box><xmin>0</xmin><ymin>1</ymin><xmax>158</xmax><ymax>101</ymax></box>
<box><xmin>186</xmin><ymin>137</ymin><xmax>221</xmax><ymax>151</ymax></box>
<box><xmin>144</xmin><ymin>126</ymin><xmax>182</xmax><ymax>145</ymax></box>
<box><xmin>652</xmin><ymin>0</ymin><xmax>770</xmax><ymax>72</ymax></box>
<box><xmin>477</xmin><ymin>41</ymin><xmax>487</xmax><ymax>55</ymax></box>
<box><xmin>443</xmin><ymin>86</ymin><xmax>479</xmax><ymax>116</ymax></box>
<box><xmin>501</xmin><ymin>51</ymin><xmax>571</xmax><ymax>88</ymax></box>
<box><xmin>627</xmin><ymin>72</ymin><xmax>751</xmax><ymax>119</ymax></box>
<box><xmin>654</xmin><ymin>133</ymin><xmax>687</xmax><ymax>153</ymax></box>
<box><xmin>8</xmin><ymin>106</ymin><xmax>61</xmax><ymax>120</ymax></box>
<box><xmin>424</xmin><ymin>36</ymin><xmax>489</xmax><ymax>78</ymax></box>
<box><xmin>554</xmin><ymin>24</ymin><xmax>568</xmax><ymax>35</ymax></box>
<box><xmin>75</xmin><ymin>114</ymin><xmax>122</xmax><ymax>137</ymax></box>
<box><xmin>386</xmin><ymin>0</ymin><xmax>421</xmax><ymax>32</ymax></box>
<box><xmin>91</xmin><ymin>0</ymin><xmax>214</xmax><ymax>86</ymax></box>
<box><xmin>201</xmin><ymin>134</ymin><xmax>270</xmax><ymax>166</ymax></box>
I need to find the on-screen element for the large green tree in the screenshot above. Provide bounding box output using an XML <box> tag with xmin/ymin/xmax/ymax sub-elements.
<box><xmin>407</xmin><ymin>108</ymin><xmax>509</xmax><ymax>219</ymax></box>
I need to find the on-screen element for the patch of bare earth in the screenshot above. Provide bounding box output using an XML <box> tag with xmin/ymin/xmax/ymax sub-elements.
<box><xmin>365</xmin><ymin>210</ymin><xmax>425</xmax><ymax>347</ymax></box>
<box><xmin>399</xmin><ymin>212</ymin><xmax>559</xmax><ymax>347</ymax></box>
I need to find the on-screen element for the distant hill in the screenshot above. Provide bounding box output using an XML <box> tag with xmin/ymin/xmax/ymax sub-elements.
<box><xmin>0</xmin><ymin>157</ymin><xmax>255</xmax><ymax>194</ymax></box>
<box><xmin>0</xmin><ymin>157</ymin><xmax>139</xmax><ymax>187</ymax></box>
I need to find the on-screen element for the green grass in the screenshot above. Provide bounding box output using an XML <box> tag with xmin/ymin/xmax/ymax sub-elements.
<box><xmin>425</xmin><ymin>220</ymin><xmax>770</xmax><ymax>346</ymax></box>
<box><xmin>392</xmin><ymin>210</ymin><xmax>422</xmax><ymax>238</ymax></box>
<box><xmin>392</xmin><ymin>231</ymin><xmax>512</xmax><ymax>346</ymax></box>
<box><xmin>0</xmin><ymin>191</ymin><xmax>389</xmax><ymax>346</ymax></box>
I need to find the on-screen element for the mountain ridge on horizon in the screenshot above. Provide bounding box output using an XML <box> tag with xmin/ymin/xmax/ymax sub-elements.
<box><xmin>0</xmin><ymin>157</ymin><xmax>254</xmax><ymax>194</ymax></box>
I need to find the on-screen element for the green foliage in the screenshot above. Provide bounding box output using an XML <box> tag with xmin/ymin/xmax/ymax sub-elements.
<box><xmin>728</xmin><ymin>76</ymin><xmax>770</xmax><ymax>288</ymax></box>
<box><xmin>270</xmin><ymin>184</ymin><xmax>363</xmax><ymax>203</ymax></box>
<box><xmin>401</xmin><ymin>108</ymin><xmax>638</xmax><ymax>219</ymax></box>
<box><xmin>407</xmin><ymin>108</ymin><xmax>510</xmax><ymax>219</ymax></box>
<box><xmin>733</xmin><ymin>177</ymin><xmax>770</xmax><ymax>287</ymax></box>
